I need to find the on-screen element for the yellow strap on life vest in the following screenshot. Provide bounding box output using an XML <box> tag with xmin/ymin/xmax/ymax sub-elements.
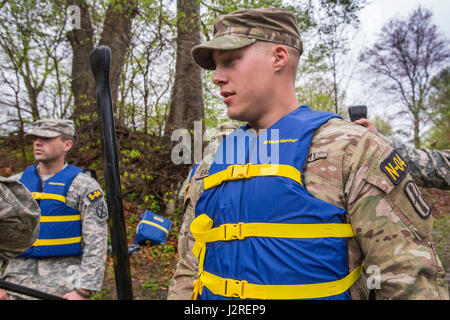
<box><xmin>40</xmin><ymin>215</ymin><xmax>81</xmax><ymax>222</ymax></box>
<box><xmin>32</xmin><ymin>236</ymin><xmax>82</xmax><ymax>247</ymax></box>
<box><xmin>190</xmin><ymin>214</ymin><xmax>358</xmax><ymax>299</ymax></box>
<box><xmin>195</xmin><ymin>265</ymin><xmax>362</xmax><ymax>300</ymax></box>
<box><xmin>203</xmin><ymin>163</ymin><xmax>302</xmax><ymax>190</ymax></box>
<box><xmin>32</xmin><ymin>192</ymin><xmax>66</xmax><ymax>203</ymax></box>
<box><xmin>190</xmin><ymin>214</ymin><xmax>354</xmax><ymax>259</ymax></box>
<box><xmin>192</xmin><ymin>214</ymin><xmax>354</xmax><ymax>243</ymax></box>
<box><xmin>139</xmin><ymin>220</ymin><xmax>169</xmax><ymax>235</ymax></box>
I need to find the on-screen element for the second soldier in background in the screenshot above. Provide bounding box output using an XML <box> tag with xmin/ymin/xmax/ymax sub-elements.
<box><xmin>0</xmin><ymin>119</ymin><xmax>108</xmax><ymax>300</ymax></box>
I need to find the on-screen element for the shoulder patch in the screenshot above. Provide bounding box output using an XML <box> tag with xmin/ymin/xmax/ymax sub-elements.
<box><xmin>95</xmin><ymin>203</ymin><xmax>108</xmax><ymax>221</ymax></box>
<box><xmin>87</xmin><ymin>189</ymin><xmax>103</xmax><ymax>202</ymax></box>
<box><xmin>404</xmin><ymin>180</ymin><xmax>432</xmax><ymax>219</ymax></box>
<box><xmin>380</xmin><ymin>150</ymin><xmax>408</xmax><ymax>185</ymax></box>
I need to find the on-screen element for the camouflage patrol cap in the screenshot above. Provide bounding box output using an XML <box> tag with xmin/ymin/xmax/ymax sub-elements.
<box><xmin>0</xmin><ymin>176</ymin><xmax>40</xmax><ymax>256</ymax></box>
<box><xmin>25</xmin><ymin>119</ymin><xmax>75</xmax><ymax>138</ymax></box>
<box><xmin>192</xmin><ymin>8</ymin><xmax>303</xmax><ymax>70</ymax></box>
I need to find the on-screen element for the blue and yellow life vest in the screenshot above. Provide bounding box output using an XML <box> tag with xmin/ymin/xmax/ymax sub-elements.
<box><xmin>19</xmin><ymin>164</ymin><xmax>83</xmax><ymax>258</ymax></box>
<box><xmin>191</xmin><ymin>105</ymin><xmax>362</xmax><ymax>300</ymax></box>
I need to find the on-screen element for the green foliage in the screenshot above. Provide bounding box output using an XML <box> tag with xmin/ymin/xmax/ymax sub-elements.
<box><xmin>10</xmin><ymin>143</ymin><xmax>35</xmax><ymax>165</ymax></box>
<box><xmin>141</xmin><ymin>194</ymin><xmax>161</xmax><ymax>212</ymax></box>
<box><xmin>432</xmin><ymin>214</ymin><xmax>449</xmax><ymax>272</ymax></box>
<box><xmin>140</xmin><ymin>279</ymin><xmax>160</xmax><ymax>292</ymax></box>
<box><xmin>91</xmin><ymin>287</ymin><xmax>111</xmax><ymax>300</ymax></box>
<box><xmin>373</xmin><ymin>116</ymin><xmax>394</xmax><ymax>137</ymax></box>
<box><xmin>299</xmin><ymin>0</ymin><xmax>366</xmax><ymax>115</ymax></box>
<box><xmin>424</xmin><ymin>67</ymin><xmax>450</xmax><ymax>150</ymax></box>
<box><xmin>296</xmin><ymin>77</ymin><xmax>335</xmax><ymax>113</ymax></box>
<box><xmin>202</xmin><ymin>71</ymin><xmax>229</xmax><ymax>129</ymax></box>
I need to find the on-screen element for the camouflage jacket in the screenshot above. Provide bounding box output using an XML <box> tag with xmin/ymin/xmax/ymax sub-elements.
<box><xmin>0</xmin><ymin>177</ymin><xmax>40</xmax><ymax>260</ymax></box>
<box><xmin>0</xmin><ymin>167</ymin><xmax>108</xmax><ymax>297</ymax></box>
<box><xmin>392</xmin><ymin>141</ymin><xmax>450</xmax><ymax>190</ymax></box>
<box><xmin>168</xmin><ymin>118</ymin><xmax>448</xmax><ymax>300</ymax></box>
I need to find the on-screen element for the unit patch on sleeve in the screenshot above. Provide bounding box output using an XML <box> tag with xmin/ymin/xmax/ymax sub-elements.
<box><xmin>380</xmin><ymin>150</ymin><xmax>408</xmax><ymax>185</ymax></box>
<box><xmin>95</xmin><ymin>203</ymin><xmax>108</xmax><ymax>221</ymax></box>
<box><xmin>87</xmin><ymin>189</ymin><xmax>103</xmax><ymax>202</ymax></box>
<box><xmin>404</xmin><ymin>180</ymin><xmax>432</xmax><ymax>219</ymax></box>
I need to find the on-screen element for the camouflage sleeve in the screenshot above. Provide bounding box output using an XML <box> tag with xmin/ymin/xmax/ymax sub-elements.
<box><xmin>345</xmin><ymin>131</ymin><xmax>448</xmax><ymax>299</ymax></box>
<box><xmin>167</xmin><ymin>198</ymin><xmax>198</xmax><ymax>300</ymax></box>
<box><xmin>0</xmin><ymin>176</ymin><xmax>40</xmax><ymax>260</ymax></box>
<box><xmin>168</xmin><ymin>129</ymin><xmax>232</xmax><ymax>300</ymax></box>
<box><xmin>68</xmin><ymin>173</ymin><xmax>108</xmax><ymax>292</ymax></box>
<box><xmin>168</xmin><ymin>168</ymin><xmax>208</xmax><ymax>300</ymax></box>
<box><xmin>393</xmin><ymin>141</ymin><xmax>450</xmax><ymax>190</ymax></box>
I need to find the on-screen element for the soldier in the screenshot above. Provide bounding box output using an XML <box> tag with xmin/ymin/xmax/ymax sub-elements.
<box><xmin>0</xmin><ymin>177</ymin><xmax>40</xmax><ymax>259</ymax></box>
<box><xmin>354</xmin><ymin>118</ymin><xmax>449</xmax><ymax>190</ymax></box>
<box><xmin>0</xmin><ymin>119</ymin><xmax>108</xmax><ymax>300</ymax></box>
<box><xmin>168</xmin><ymin>8</ymin><xmax>448</xmax><ymax>300</ymax></box>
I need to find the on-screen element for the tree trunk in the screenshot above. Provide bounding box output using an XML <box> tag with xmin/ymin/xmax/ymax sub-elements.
<box><xmin>66</xmin><ymin>0</ymin><xmax>137</xmax><ymax>166</ymax></box>
<box><xmin>98</xmin><ymin>0</ymin><xmax>138</xmax><ymax>115</ymax></box>
<box><xmin>66</xmin><ymin>0</ymin><xmax>95</xmax><ymax>125</ymax></box>
<box><xmin>163</xmin><ymin>0</ymin><xmax>204</xmax><ymax>147</ymax></box>
<box><xmin>413</xmin><ymin>114</ymin><xmax>421</xmax><ymax>148</ymax></box>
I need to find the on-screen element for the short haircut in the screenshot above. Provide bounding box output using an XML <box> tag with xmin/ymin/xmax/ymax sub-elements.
<box><xmin>255</xmin><ymin>41</ymin><xmax>300</xmax><ymax>82</ymax></box>
<box><xmin>60</xmin><ymin>134</ymin><xmax>75</xmax><ymax>142</ymax></box>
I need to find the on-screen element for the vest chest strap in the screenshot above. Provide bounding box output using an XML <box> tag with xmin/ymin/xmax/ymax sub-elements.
<box><xmin>32</xmin><ymin>192</ymin><xmax>66</xmax><ymax>203</ymax></box>
<box><xmin>190</xmin><ymin>214</ymin><xmax>354</xmax><ymax>259</ymax></box>
<box><xmin>190</xmin><ymin>214</ymin><xmax>358</xmax><ymax>300</ymax></box>
<box><xmin>195</xmin><ymin>266</ymin><xmax>362</xmax><ymax>300</ymax></box>
<box><xmin>203</xmin><ymin>163</ymin><xmax>302</xmax><ymax>190</ymax></box>
<box><xmin>40</xmin><ymin>215</ymin><xmax>80</xmax><ymax>222</ymax></box>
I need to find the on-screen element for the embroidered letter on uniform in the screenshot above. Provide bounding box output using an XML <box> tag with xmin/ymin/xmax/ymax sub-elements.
<box><xmin>307</xmin><ymin>150</ymin><xmax>328</xmax><ymax>163</ymax></box>
<box><xmin>380</xmin><ymin>150</ymin><xmax>408</xmax><ymax>185</ymax></box>
<box><xmin>197</xmin><ymin>169</ymin><xmax>210</xmax><ymax>179</ymax></box>
<box><xmin>404</xmin><ymin>180</ymin><xmax>432</xmax><ymax>219</ymax></box>
<box><xmin>87</xmin><ymin>189</ymin><xmax>103</xmax><ymax>202</ymax></box>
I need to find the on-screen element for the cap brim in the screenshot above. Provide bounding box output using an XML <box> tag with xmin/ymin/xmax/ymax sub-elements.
<box><xmin>24</xmin><ymin>129</ymin><xmax>61</xmax><ymax>138</ymax></box>
<box><xmin>192</xmin><ymin>35</ymin><xmax>256</xmax><ymax>70</ymax></box>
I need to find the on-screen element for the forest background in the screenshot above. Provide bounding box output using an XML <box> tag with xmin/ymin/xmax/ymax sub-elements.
<box><xmin>0</xmin><ymin>0</ymin><xmax>448</xmax><ymax>299</ymax></box>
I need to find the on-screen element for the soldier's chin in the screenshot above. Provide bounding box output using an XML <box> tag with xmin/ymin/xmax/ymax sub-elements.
<box><xmin>34</xmin><ymin>155</ymin><xmax>52</xmax><ymax>163</ymax></box>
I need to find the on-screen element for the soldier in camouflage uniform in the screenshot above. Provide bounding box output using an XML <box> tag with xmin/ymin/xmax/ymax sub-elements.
<box><xmin>0</xmin><ymin>177</ymin><xmax>40</xmax><ymax>259</ymax></box>
<box><xmin>354</xmin><ymin>118</ymin><xmax>449</xmax><ymax>190</ymax></box>
<box><xmin>168</xmin><ymin>8</ymin><xmax>448</xmax><ymax>300</ymax></box>
<box><xmin>0</xmin><ymin>119</ymin><xmax>108</xmax><ymax>300</ymax></box>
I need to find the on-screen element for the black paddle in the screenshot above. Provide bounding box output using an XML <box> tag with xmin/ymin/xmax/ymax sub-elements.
<box><xmin>0</xmin><ymin>279</ymin><xmax>64</xmax><ymax>300</ymax></box>
<box><xmin>89</xmin><ymin>45</ymin><xmax>133</xmax><ymax>300</ymax></box>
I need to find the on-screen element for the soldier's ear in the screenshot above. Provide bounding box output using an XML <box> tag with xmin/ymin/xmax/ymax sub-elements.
<box><xmin>272</xmin><ymin>45</ymin><xmax>289</xmax><ymax>72</ymax></box>
<box><xmin>62</xmin><ymin>139</ymin><xmax>73</xmax><ymax>152</ymax></box>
